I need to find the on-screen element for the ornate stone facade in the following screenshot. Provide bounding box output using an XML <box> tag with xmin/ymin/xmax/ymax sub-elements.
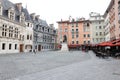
<box><xmin>0</xmin><ymin>0</ymin><xmax>57</xmax><ymax>54</ymax></box>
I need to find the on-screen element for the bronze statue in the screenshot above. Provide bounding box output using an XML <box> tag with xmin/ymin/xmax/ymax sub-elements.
<box><xmin>63</xmin><ymin>35</ymin><xmax>67</xmax><ymax>42</ymax></box>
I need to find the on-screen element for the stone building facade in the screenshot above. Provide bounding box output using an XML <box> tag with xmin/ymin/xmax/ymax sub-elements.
<box><xmin>31</xmin><ymin>13</ymin><xmax>57</xmax><ymax>51</ymax></box>
<box><xmin>89</xmin><ymin>12</ymin><xmax>105</xmax><ymax>44</ymax></box>
<box><xmin>0</xmin><ymin>0</ymin><xmax>34</xmax><ymax>54</ymax></box>
<box><xmin>0</xmin><ymin>0</ymin><xmax>56</xmax><ymax>54</ymax></box>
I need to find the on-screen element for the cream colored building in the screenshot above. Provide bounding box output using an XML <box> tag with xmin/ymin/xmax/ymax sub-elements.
<box><xmin>0</xmin><ymin>0</ymin><xmax>33</xmax><ymax>54</ymax></box>
<box><xmin>89</xmin><ymin>12</ymin><xmax>105</xmax><ymax>44</ymax></box>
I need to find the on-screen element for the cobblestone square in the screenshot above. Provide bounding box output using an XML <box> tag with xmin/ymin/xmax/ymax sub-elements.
<box><xmin>0</xmin><ymin>51</ymin><xmax>120</xmax><ymax>80</ymax></box>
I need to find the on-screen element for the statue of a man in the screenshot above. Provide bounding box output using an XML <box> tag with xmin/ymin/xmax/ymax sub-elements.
<box><xmin>63</xmin><ymin>35</ymin><xmax>67</xmax><ymax>42</ymax></box>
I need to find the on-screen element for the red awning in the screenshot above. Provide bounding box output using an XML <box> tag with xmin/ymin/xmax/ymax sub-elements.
<box><xmin>115</xmin><ymin>42</ymin><xmax>120</xmax><ymax>46</ymax></box>
<box><xmin>68</xmin><ymin>44</ymin><xmax>81</xmax><ymax>48</ymax></box>
<box><xmin>98</xmin><ymin>41</ymin><xmax>115</xmax><ymax>47</ymax></box>
<box><xmin>112</xmin><ymin>39</ymin><xmax>120</xmax><ymax>44</ymax></box>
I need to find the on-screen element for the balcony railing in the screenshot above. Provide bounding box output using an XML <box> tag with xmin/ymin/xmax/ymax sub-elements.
<box><xmin>71</xmin><ymin>31</ymin><xmax>79</xmax><ymax>34</ymax></box>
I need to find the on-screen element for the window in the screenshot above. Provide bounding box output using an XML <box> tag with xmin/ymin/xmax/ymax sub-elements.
<box><xmin>10</xmin><ymin>11</ymin><xmax>14</xmax><ymax>20</ymax></box>
<box><xmin>96</xmin><ymin>38</ymin><xmax>98</xmax><ymax>42</ymax></box>
<box><xmin>76</xmin><ymin>41</ymin><xmax>79</xmax><ymax>44</ymax></box>
<box><xmin>15</xmin><ymin>44</ymin><xmax>17</xmax><ymax>49</ymax></box>
<box><xmin>20</xmin><ymin>12</ymin><xmax>25</xmax><ymax>23</ymax></box>
<box><xmin>72</xmin><ymin>29</ymin><xmax>74</xmax><ymax>32</ymax></box>
<box><xmin>99</xmin><ymin>21</ymin><xmax>101</xmax><ymax>24</ymax></box>
<box><xmin>72</xmin><ymin>35</ymin><xmax>74</xmax><ymax>38</ymax></box>
<box><xmin>93</xmin><ymin>38</ymin><xmax>94</xmax><ymax>42</ymax></box>
<box><xmin>27</xmin><ymin>35</ymin><xmax>29</xmax><ymax>40</ymax></box>
<box><xmin>76</xmin><ymin>23</ymin><xmax>78</xmax><ymax>27</ymax></box>
<box><xmin>88</xmin><ymin>34</ymin><xmax>90</xmax><ymax>37</ymax></box>
<box><xmin>84</xmin><ymin>41</ymin><xmax>86</xmax><ymax>44</ymax></box>
<box><xmin>14</xmin><ymin>28</ymin><xmax>18</xmax><ymax>38</ymax></box>
<box><xmin>2</xmin><ymin>43</ymin><xmax>5</xmax><ymax>50</ymax></box>
<box><xmin>84</xmin><ymin>34</ymin><xmax>86</xmax><ymax>38</ymax></box>
<box><xmin>76</xmin><ymin>29</ymin><xmax>78</xmax><ymax>32</ymax></box>
<box><xmin>2</xmin><ymin>24</ymin><xmax>7</xmax><ymax>37</ymax></box>
<box><xmin>99</xmin><ymin>26</ymin><xmax>102</xmax><ymax>29</ymax></box>
<box><xmin>96</xmin><ymin>32</ymin><xmax>98</xmax><ymax>36</ymax></box>
<box><xmin>88</xmin><ymin>41</ymin><xmax>90</xmax><ymax>44</ymax></box>
<box><xmin>96</xmin><ymin>26</ymin><xmax>97</xmax><ymax>29</ymax></box>
<box><xmin>76</xmin><ymin>34</ymin><xmax>79</xmax><ymax>38</ymax></box>
<box><xmin>87</xmin><ymin>23</ymin><xmax>89</xmax><ymax>26</ymax></box>
<box><xmin>27</xmin><ymin>23</ymin><xmax>29</xmax><ymax>27</ymax></box>
<box><xmin>9</xmin><ymin>44</ymin><xmax>12</xmax><ymax>50</ymax></box>
<box><xmin>65</xmin><ymin>28</ymin><xmax>67</xmax><ymax>32</ymax></box>
<box><xmin>47</xmin><ymin>29</ymin><xmax>49</xmax><ymax>32</ymax></box>
<box><xmin>72</xmin><ymin>41</ymin><xmax>74</xmax><ymax>44</ymax></box>
<box><xmin>22</xmin><ymin>35</ymin><xmax>24</xmax><ymax>41</ymax></box>
<box><xmin>8</xmin><ymin>7</ymin><xmax>15</xmax><ymax>20</ymax></box>
<box><xmin>30</xmin><ymin>35</ymin><xmax>32</xmax><ymax>40</ymax></box>
<box><xmin>9</xmin><ymin>26</ymin><xmax>13</xmax><ymax>38</ymax></box>
<box><xmin>84</xmin><ymin>24</ymin><xmax>90</xmax><ymax>32</ymax></box>
<box><xmin>72</xmin><ymin>24</ymin><xmax>74</xmax><ymax>27</ymax></box>
<box><xmin>20</xmin><ymin>35</ymin><xmax>22</xmax><ymax>40</ymax></box>
<box><xmin>100</xmin><ymin>32</ymin><xmax>102</xmax><ymax>36</ymax></box>
<box><xmin>42</xmin><ymin>27</ymin><xmax>44</xmax><ymax>31</ymax></box>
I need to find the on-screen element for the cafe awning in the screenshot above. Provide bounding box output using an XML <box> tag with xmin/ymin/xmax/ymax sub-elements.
<box><xmin>115</xmin><ymin>42</ymin><xmax>120</xmax><ymax>46</ymax></box>
<box><xmin>98</xmin><ymin>41</ymin><xmax>115</xmax><ymax>47</ymax></box>
<box><xmin>112</xmin><ymin>39</ymin><xmax>120</xmax><ymax>44</ymax></box>
<box><xmin>68</xmin><ymin>44</ymin><xmax>81</xmax><ymax>48</ymax></box>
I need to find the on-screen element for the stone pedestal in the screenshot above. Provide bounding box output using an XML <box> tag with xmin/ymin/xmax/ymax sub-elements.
<box><xmin>61</xmin><ymin>43</ymin><xmax>68</xmax><ymax>51</ymax></box>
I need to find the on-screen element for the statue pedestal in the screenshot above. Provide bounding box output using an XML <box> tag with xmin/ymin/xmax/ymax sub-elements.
<box><xmin>61</xmin><ymin>43</ymin><xmax>68</xmax><ymax>51</ymax></box>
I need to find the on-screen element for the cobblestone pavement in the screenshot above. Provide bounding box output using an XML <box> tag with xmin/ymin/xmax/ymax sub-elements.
<box><xmin>0</xmin><ymin>51</ymin><xmax>120</xmax><ymax>80</ymax></box>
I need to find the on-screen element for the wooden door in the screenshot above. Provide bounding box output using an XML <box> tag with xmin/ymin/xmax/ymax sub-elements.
<box><xmin>20</xmin><ymin>44</ymin><xmax>23</xmax><ymax>52</ymax></box>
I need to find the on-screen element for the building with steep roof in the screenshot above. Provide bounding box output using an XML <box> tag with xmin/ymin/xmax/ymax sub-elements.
<box><xmin>31</xmin><ymin>14</ymin><xmax>57</xmax><ymax>51</ymax></box>
<box><xmin>0</xmin><ymin>0</ymin><xmax>33</xmax><ymax>54</ymax></box>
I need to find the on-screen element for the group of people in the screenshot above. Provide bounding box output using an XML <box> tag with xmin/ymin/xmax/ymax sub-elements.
<box><xmin>29</xmin><ymin>49</ymin><xmax>37</xmax><ymax>54</ymax></box>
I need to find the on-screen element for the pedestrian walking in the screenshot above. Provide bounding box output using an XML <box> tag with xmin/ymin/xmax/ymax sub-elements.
<box><xmin>33</xmin><ymin>49</ymin><xmax>36</xmax><ymax>54</ymax></box>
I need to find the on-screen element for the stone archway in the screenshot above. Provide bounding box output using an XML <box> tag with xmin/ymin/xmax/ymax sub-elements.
<box><xmin>63</xmin><ymin>35</ymin><xmax>67</xmax><ymax>43</ymax></box>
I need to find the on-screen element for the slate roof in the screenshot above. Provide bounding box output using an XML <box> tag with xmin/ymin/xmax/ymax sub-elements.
<box><xmin>0</xmin><ymin>0</ymin><xmax>50</xmax><ymax>28</ymax></box>
<box><xmin>33</xmin><ymin>18</ymin><xmax>48</xmax><ymax>27</ymax></box>
<box><xmin>0</xmin><ymin>0</ymin><xmax>32</xmax><ymax>22</ymax></box>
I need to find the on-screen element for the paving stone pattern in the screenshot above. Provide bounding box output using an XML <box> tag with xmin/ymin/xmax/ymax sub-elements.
<box><xmin>0</xmin><ymin>51</ymin><xmax>120</xmax><ymax>80</ymax></box>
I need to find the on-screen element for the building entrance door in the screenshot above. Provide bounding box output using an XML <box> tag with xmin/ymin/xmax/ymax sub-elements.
<box><xmin>38</xmin><ymin>45</ymin><xmax>41</xmax><ymax>51</ymax></box>
<box><xmin>20</xmin><ymin>44</ymin><xmax>24</xmax><ymax>52</ymax></box>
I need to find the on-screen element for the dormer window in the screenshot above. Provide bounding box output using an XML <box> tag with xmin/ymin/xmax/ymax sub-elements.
<box><xmin>20</xmin><ymin>12</ymin><xmax>25</xmax><ymax>23</ymax></box>
<box><xmin>0</xmin><ymin>2</ymin><xmax>3</xmax><ymax>15</ymax></box>
<box><xmin>8</xmin><ymin>7</ymin><xmax>15</xmax><ymax>20</ymax></box>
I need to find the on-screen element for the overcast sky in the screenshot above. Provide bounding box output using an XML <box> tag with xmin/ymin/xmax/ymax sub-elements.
<box><xmin>10</xmin><ymin>0</ymin><xmax>111</xmax><ymax>28</ymax></box>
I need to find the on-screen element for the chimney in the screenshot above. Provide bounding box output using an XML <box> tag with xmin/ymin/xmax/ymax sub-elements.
<box><xmin>16</xmin><ymin>3</ymin><xmax>22</xmax><ymax>12</ymax></box>
<box><xmin>35</xmin><ymin>15</ymin><xmax>40</xmax><ymax>20</ymax></box>
<box><xmin>49</xmin><ymin>24</ymin><xmax>54</xmax><ymax>27</ymax></box>
<box><xmin>30</xmin><ymin>13</ymin><xmax>36</xmax><ymax>20</ymax></box>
